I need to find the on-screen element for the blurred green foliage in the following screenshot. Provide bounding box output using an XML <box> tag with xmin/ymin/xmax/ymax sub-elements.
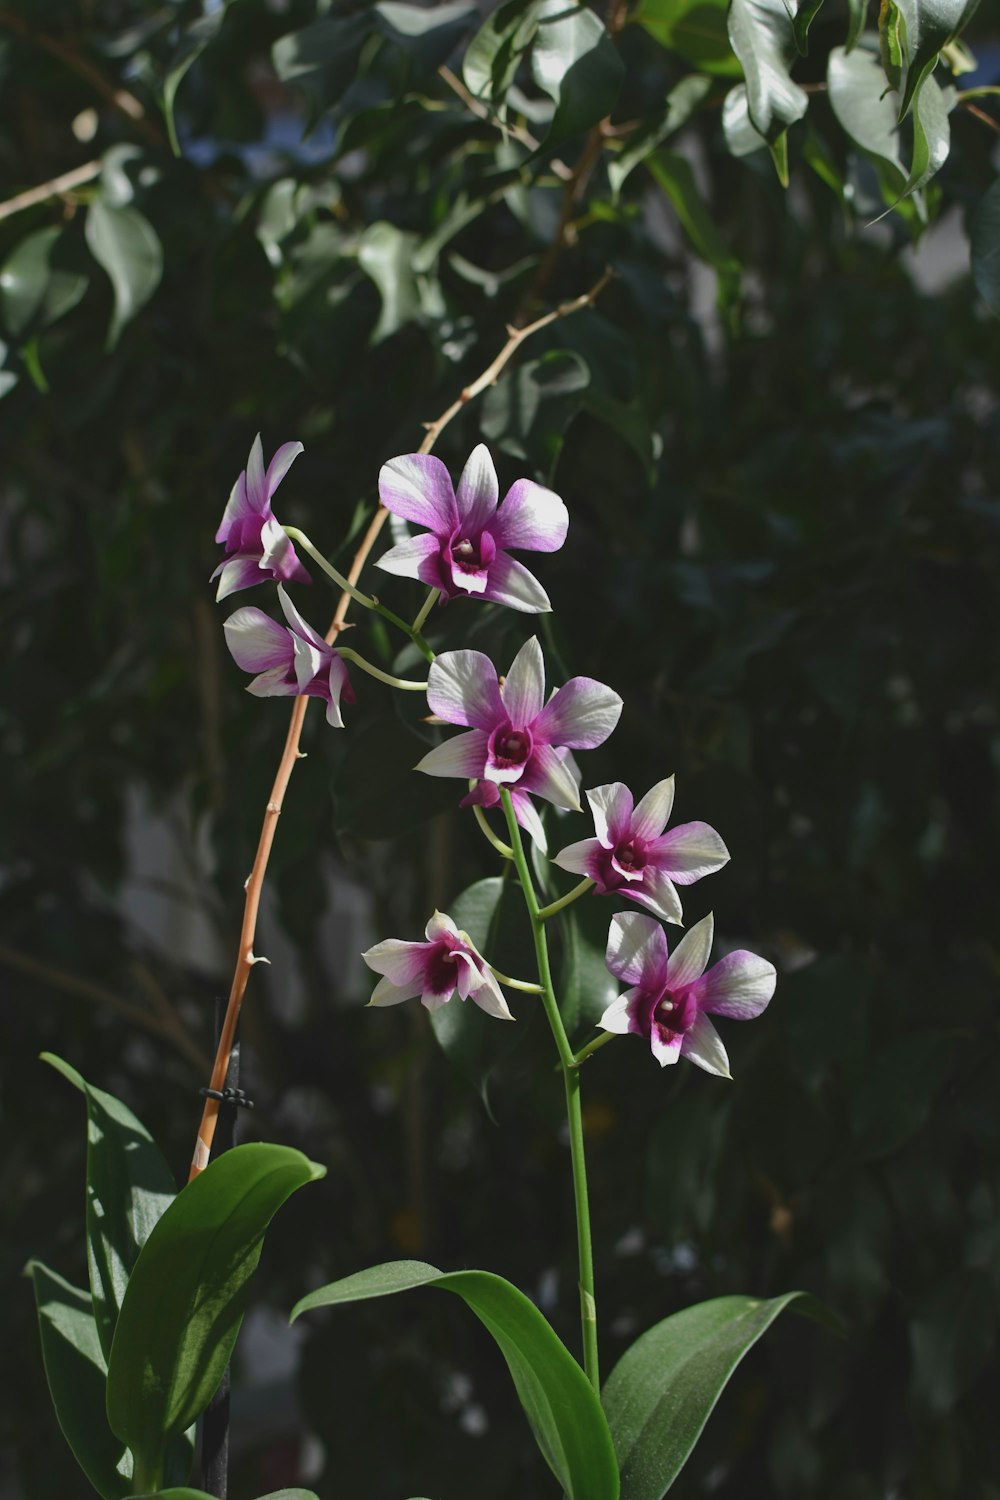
<box><xmin>2</xmin><ymin>0</ymin><xmax>999</xmax><ymax>1496</ymax></box>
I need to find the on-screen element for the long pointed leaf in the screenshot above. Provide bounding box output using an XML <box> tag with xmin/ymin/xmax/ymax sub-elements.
<box><xmin>293</xmin><ymin>1260</ymin><xmax>620</xmax><ymax>1500</ymax></box>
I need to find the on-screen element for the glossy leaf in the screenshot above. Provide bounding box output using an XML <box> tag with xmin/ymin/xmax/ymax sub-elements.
<box><xmin>530</xmin><ymin>0</ymin><xmax>625</xmax><ymax>152</ymax></box>
<box><xmin>106</xmin><ymin>1144</ymin><xmax>325</xmax><ymax>1486</ymax></box>
<box><xmin>463</xmin><ymin>0</ymin><xmax>542</xmax><ymax>104</ymax></box>
<box><xmin>374</xmin><ymin>0</ymin><xmax>477</xmax><ymax>73</ymax></box>
<box><xmin>727</xmin><ymin>0</ymin><xmax>809</xmax><ymax>140</ymax></box>
<box><xmin>292</xmin><ymin>1261</ymin><xmax>620</xmax><ymax>1500</ymax></box>
<box><xmin>42</xmin><ymin>1051</ymin><xmax>176</xmax><ymax>1361</ymax></box>
<box><xmin>85</xmin><ymin>201</ymin><xmax>163</xmax><ymax>349</ymax></box>
<box><xmin>902</xmin><ymin>74</ymin><xmax>950</xmax><ymax>197</ymax></box>
<box><xmin>828</xmin><ymin>43</ymin><xmax>913</xmax><ymax>209</ymax></box>
<box><xmin>647</xmin><ymin>152</ymin><xmax>741</xmax><ymax>293</ymax></box>
<box><xmin>971</xmin><ymin>177</ymin><xmax>1000</xmax><ymax>316</ymax></box>
<box><xmin>604</xmin><ymin>1292</ymin><xmax>825</xmax><ymax>1498</ymax></box>
<box><xmin>271</xmin><ymin>15</ymin><xmax>373</xmax><ymax>116</ymax></box>
<box><xmin>481</xmin><ymin>348</ymin><xmax>590</xmax><ymax>463</ymax></box>
<box><xmin>28</xmin><ymin>1260</ymin><xmax>132</xmax><ymax>1500</ymax></box>
<box><xmin>0</xmin><ymin>337</ymin><xmax>16</xmax><ymax>398</ymax></box>
<box><xmin>608</xmin><ymin>75</ymin><xmax>713</xmax><ymax>196</ymax></box>
<box><xmin>893</xmin><ymin>0</ymin><xmax>980</xmax><ymax>119</ymax></box>
<box><xmin>846</xmin><ymin>0</ymin><xmax>869</xmax><ymax>48</ymax></box>
<box><xmin>721</xmin><ymin>83</ymin><xmax>772</xmax><ymax>162</ymax></box>
<box><xmin>634</xmin><ymin>0</ymin><xmax>741</xmax><ymax>75</ymax></box>
<box><xmin>0</xmin><ymin>227</ymin><xmax>88</xmax><ymax>339</ymax></box>
<box><xmin>162</xmin><ymin>7</ymin><xmax>229</xmax><ymax>156</ymax></box>
<box><xmin>792</xmin><ymin>0</ymin><xmax>827</xmax><ymax>55</ymax></box>
<box><xmin>357</xmin><ymin>221</ymin><xmax>421</xmax><ymax>341</ymax></box>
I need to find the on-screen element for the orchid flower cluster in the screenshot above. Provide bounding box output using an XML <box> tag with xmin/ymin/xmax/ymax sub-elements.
<box><xmin>215</xmin><ymin>435</ymin><xmax>776</xmax><ymax>1079</ymax></box>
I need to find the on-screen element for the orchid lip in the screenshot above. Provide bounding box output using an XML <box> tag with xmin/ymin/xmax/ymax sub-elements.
<box><xmin>488</xmin><ymin>721</ymin><xmax>533</xmax><ymax>769</ymax></box>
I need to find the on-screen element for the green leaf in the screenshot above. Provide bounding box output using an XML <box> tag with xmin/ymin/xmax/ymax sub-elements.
<box><xmin>727</xmin><ymin>0</ymin><xmax>809</xmax><ymax>140</ymax></box>
<box><xmin>42</xmin><ymin>1052</ymin><xmax>176</xmax><ymax>1362</ymax></box>
<box><xmin>374</xmin><ymin>0</ymin><xmax>477</xmax><ymax>74</ymax></box>
<box><xmin>792</xmin><ymin>0</ymin><xmax>827</xmax><ymax>55</ymax></box>
<box><xmin>481</xmin><ymin>348</ymin><xmax>590</xmax><ymax>464</ymax></box>
<box><xmin>162</xmin><ymin>6</ymin><xmax>230</xmax><ymax>157</ymax></box>
<box><xmin>530</xmin><ymin>0</ymin><xmax>625</xmax><ymax>152</ymax></box>
<box><xmin>463</xmin><ymin>0</ymin><xmax>543</xmax><ymax>105</ymax></box>
<box><xmin>106</xmin><ymin>1144</ymin><xmax>325</xmax><ymax>1486</ymax></box>
<box><xmin>603</xmin><ymin>1292</ymin><xmax>827</xmax><ymax>1498</ymax></box>
<box><xmin>893</xmin><ymin>0</ymin><xmax>980</xmax><ymax>120</ymax></box>
<box><xmin>271</xmin><ymin>15</ymin><xmax>373</xmax><ymax>117</ymax></box>
<box><xmin>902</xmin><ymin>73</ymin><xmax>950</xmax><ymax>197</ymax></box>
<box><xmin>357</xmin><ymin>221</ymin><xmax>421</xmax><ymax>341</ymax></box>
<box><xmin>846</xmin><ymin>0</ymin><xmax>869</xmax><ymax>49</ymax></box>
<box><xmin>971</xmin><ymin>178</ymin><xmax>1000</xmax><ymax>316</ymax></box>
<box><xmin>910</xmin><ymin>1269</ymin><xmax>998</xmax><ymax>1414</ymax></box>
<box><xmin>0</xmin><ymin>227</ymin><xmax>88</xmax><ymax>339</ymax></box>
<box><xmin>647</xmin><ymin>151</ymin><xmax>742</xmax><ymax>292</ymax></box>
<box><xmin>608</xmin><ymin>75</ymin><xmax>713</xmax><ymax>197</ymax></box>
<box><xmin>85</xmin><ymin>201</ymin><xmax>163</xmax><ymax>349</ymax></box>
<box><xmin>292</xmin><ymin>1261</ymin><xmax>620</xmax><ymax>1500</ymax></box>
<box><xmin>28</xmin><ymin>1260</ymin><xmax>131</xmax><ymax>1500</ymax></box>
<box><xmin>721</xmin><ymin>83</ymin><xmax>772</xmax><ymax>162</ymax></box>
<box><xmin>828</xmin><ymin>43</ymin><xmax>915</xmax><ymax>209</ymax></box>
<box><xmin>559</xmin><ymin>899</ymin><xmax>618</xmax><ymax>1033</ymax></box>
<box><xmin>634</xmin><ymin>0</ymin><xmax>741</xmax><ymax>75</ymax></box>
<box><xmin>0</xmin><ymin>337</ymin><xmax>17</xmax><ymax>398</ymax></box>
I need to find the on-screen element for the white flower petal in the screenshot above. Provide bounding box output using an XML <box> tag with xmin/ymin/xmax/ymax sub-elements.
<box><xmin>367</xmin><ymin>976</ymin><xmax>418</xmax><ymax>1007</ymax></box>
<box><xmin>605</xmin><ymin>911</ymin><xmax>668</xmax><ymax>987</ymax></box>
<box><xmin>522</xmin><ymin>744</ymin><xmax>581</xmax><ymax>811</ymax></box>
<box><xmin>649</xmin><ymin>822</ymin><xmax>731</xmax><ymax>885</ymax></box>
<box><xmin>681</xmin><ymin>1014</ymin><xmax>731</xmax><ymax>1078</ymax></box>
<box><xmin>631</xmin><ymin>776</ymin><xmax>676</xmax><ymax>841</ymax></box>
<box><xmin>666</xmin><ymin>913</ymin><xmax>715</xmax><ymax>988</ymax></box>
<box><xmin>631</xmin><ymin>868</ymin><xmax>683</xmax><ymax>926</ymax></box>
<box><xmin>425</xmin><ymin>910</ymin><xmax>459</xmax><ymax>943</ymax></box>
<box><xmin>455</xmin><ymin>443</ymin><xmax>499</xmax><ymax>534</ymax></box>
<box><xmin>510</xmin><ymin>789</ymin><xmax>548</xmax><ymax>853</ymax></box>
<box><xmin>532</xmin><ymin>677</ymin><xmax>623</xmax><ymax>750</ymax></box>
<box><xmin>362</xmin><ymin>938</ymin><xmax>429</xmax><ymax>986</ymax></box>
<box><xmin>502</xmin><ymin>636</ymin><xmax>545</xmax><ymax>726</ymax></box>
<box><xmin>586</xmin><ymin>784</ymin><xmax>634</xmax><ymax>848</ymax></box>
<box><xmin>415</xmin><ymin>729</ymin><xmax>488</xmax><ymax>780</ymax></box>
<box><xmin>379</xmin><ymin>453</ymin><xmax>458</xmax><ymax>532</ymax></box>
<box><xmin>375</xmin><ymin>532</ymin><xmax>442</xmax><ymax>580</ymax></box>
<box><xmin>698</xmin><ymin>951</ymin><xmax>776</xmax><ymax>1019</ymax></box>
<box><xmin>598</xmin><ymin>992</ymin><xmax>632</xmax><ymax>1035</ymax></box>
<box><xmin>481</xmin><ymin>553</ymin><xmax>551</xmax><ymax>613</ymax></box>
<box><xmin>224</xmin><ymin>608</ymin><xmax>290</xmax><ymax>672</ymax></box>
<box><xmin>427</xmin><ymin>652</ymin><xmax>503</xmax><ymax>730</ymax></box>
<box><xmin>552</xmin><ymin>838</ymin><xmax>601</xmax><ymax>877</ymax></box>
<box><xmin>491</xmin><ymin>478</ymin><xmax>568</xmax><ymax>554</ymax></box>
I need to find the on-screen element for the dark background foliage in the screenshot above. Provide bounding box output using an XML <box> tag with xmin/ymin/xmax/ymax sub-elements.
<box><xmin>2</xmin><ymin>0</ymin><xmax>999</xmax><ymax>1495</ymax></box>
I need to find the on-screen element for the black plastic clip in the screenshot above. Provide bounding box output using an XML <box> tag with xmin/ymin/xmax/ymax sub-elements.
<box><xmin>199</xmin><ymin>1085</ymin><xmax>255</xmax><ymax>1110</ymax></box>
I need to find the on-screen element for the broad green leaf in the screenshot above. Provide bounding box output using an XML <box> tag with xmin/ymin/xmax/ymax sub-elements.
<box><xmin>902</xmin><ymin>74</ymin><xmax>950</xmax><ymax>197</ymax></box>
<box><xmin>481</xmin><ymin>348</ymin><xmax>590</xmax><ymax>464</ymax></box>
<box><xmin>910</xmin><ymin>1269</ymin><xmax>997</xmax><ymax>1414</ymax></box>
<box><xmin>28</xmin><ymin>1260</ymin><xmax>131</xmax><ymax>1500</ymax></box>
<box><xmin>85</xmin><ymin>201</ymin><xmax>163</xmax><ymax>349</ymax></box>
<box><xmin>374</xmin><ymin>0</ymin><xmax>477</xmax><ymax>74</ymax></box>
<box><xmin>608</xmin><ymin>75</ymin><xmax>713</xmax><ymax>197</ymax></box>
<box><xmin>530</xmin><ymin>0</ymin><xmax>625</xmax><ymax>152</ymax></box>
<box><xmin>603</xmin><ymin>1292</ymin><xmax>825</xmax><ymax>1498</ymax></box>
<box><xmin>357</xmin><ymin>221</ymin><xmax>421</xmax><ymax>341</ymax></box>
<box><xmin>647</xmin><ymin>151</ymin><xmax>742</xmax><ymax>293</ymax></box>
<box><xmin>634</xmin><ymin>0</ymin><xmax>741</xmax><ymax>75</ymax></box>
<box><xmin>42</xmin><ymin>1052</ymin><xmax>176</xmax><ymax>1361</ymax></box>
<box><xmin>721</xmin><ymin>83</ymin><xmax>772</xmax><ymax>162</ymax></box>
<box><xmin>107</xmin><ymin>1144</ymin><xmax>325</xmax><ymax>1486</ymax></box>
<box><xmin>162</xmin><ymin>6</ymin><xmax>229</xmax><ymax>156</ymax></box>
<box><xmin>727</xmin><ymin>0</ymin><xmax>809</xmax><ymax>140</ymax></box>
<box><xmin>0</xmin><ymin>227</ymin><xmax>88</xmax><ymax>338</ymax></box>
<box><xmin>271</xmin><ymin>14</ymin><xmax>373</xmax><ymax>117</ymax></box>
<box><xmin>429</xmin><ymin>877</ymin><xmax>534</xmax><ymax>1109</ymax></box>
<box><xmin>971</xmin><ymin>178</ymin><xmax>1000</xmax><ymax>316</ymax></box>
<box><xmin>292</xmin><ymin>1261</ymin><xmax>620</xmax><ymax>1500</ymax></box>
<box><xmin>828</xmin><ymin>43</ymin><xmax>923</xmax><ymax>214</ymax></box>
<box><xmin>98</xmin><ymin>144</ymin><xmax>143</xmax><ymax>208</ymax></box>
<box><xmin>846</xmin><ymin>0</ymin><xmax>869</xmax><ymax>48</ymax></box>
<box><xmin>893</xmin><ymin>0</ymin><xmax>980</xmax><ymax>119</ymax></box>
<box><xmin>463</xmin><ymin>0</ymin><xmax>542</xmax><ymax>104</ymax></box>
<box><xmin>792</xmin><ymin>0</ymin><xmax>827</xmax><ymax>55</ymax></box>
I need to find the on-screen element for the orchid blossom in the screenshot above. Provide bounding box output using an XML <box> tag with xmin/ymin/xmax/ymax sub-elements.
<box><xmin>599</xmin><ymin>911</ymin><xmax>775</xmax><ymax>1076</ymax></box>
<box><xmin>553</xmin><ymin>779</ymin><xmax>729</xmax><ymax>924</ymax></box>
<box><xmin>362</xmin><ymin>910</ymin><xmax>513</xmax><ymax>1018</ymax></box>
<box><xmin>212</xmin><ymin>434</ymin><xmax>310</xmax><ymax>600</ymax></box>
<box><xmin>223</xmin><ymin>585</ymin><xmax>354</xmax><ymax>727</ymax></box>
<box><xmin>376</xmin><ymin>444</ymin><xmax>568</xmax><ymax>612</ymax></box>
<box><xmin>415</xmin><ymin>637</ymin><xmax>622</xmax><ymax>848</ymax></box>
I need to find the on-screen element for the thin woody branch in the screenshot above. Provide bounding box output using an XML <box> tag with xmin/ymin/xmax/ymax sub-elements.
<box><xmin>0</xmin><ymin>159</ymin><xmax>101</xmax><ymax>223</ymax></box>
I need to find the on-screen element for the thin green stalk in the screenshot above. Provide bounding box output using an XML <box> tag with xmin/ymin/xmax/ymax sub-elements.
<box><xmin>283</xmin><ymin>527</ymin><xmax>377</xmax><ymax>611</ymax></box>
<box><xmin>371</xmin><ymin>598</ymin><xmax>436</xmax><ymax>664</ymax></box>
<box><xmin>537</xmin><ymin>877</ymin><xmax>594</xmax><ymax>922</ymax></box>
<box><xmin>471</xmin><ymin>799</ymin><xmax>513</xmax><ymax>858</ymax></box>
<box><xmin>571</xmin><ymin>1030</ymin><xmax>616</xmax><ymax>1068</ymax></box>
<box><xmin>336</xmin><ymin>647</ymin><xmax>428</xmax><ymax>691</ymax></box>
<box><xmin>488</xmin><ymin>965</ymin><xmax>544</xmax><ymax>994</ymax></box>
<box><xmin>500</xmin><ymin>789</ymin><xmax>600</xmax><ymax>1392</ymax></box>
<box><xmin>411</xmin><ymin>587</ymin><xmax>439</xmax><ymax>633</ymax></box>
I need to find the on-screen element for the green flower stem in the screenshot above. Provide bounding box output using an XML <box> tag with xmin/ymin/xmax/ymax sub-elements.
<box><xmin>488</xmin><ymin>966</ymin><xmax>544</xmax><ymax>994</ymax></box>
<box><xmin>570</xmin><ymin>1030</ymin><xmax>616</xmax><ymax>1068</ymax></box>
<box><xmin>283</xmin><ymin>527</ymin><xmax>378</xmax><ymax>611</ymax></box>
<box><xmin>500</xmin><ymin>788</ymin><xmax>600</xmax><ymax>1393</ymax></box>
<box><xmin>336</xmin><ymin>647</ymin><xmax>428</xmax><ymax>691</ymax></box>
<box><xmin>411</xmin><ymin>587</ymin><xmax>439</xmax><ymax>633</ymax></box>
<box><xmin>536</xmin><ymin>877</ymin><xmax>595</xmax><ymax>922</ymax></box>
<box><xmin>472</xmin><ymin>801</ymin><xmax>514</xmax><ymax>859</ymax></box>
<box><xmin>130</xmin><ymin>1455</ymin><xmax>163</xmax><ymax>1493</ymax></box>
<box><xmin>371</xmin><ymin>599</ymin><xmax>436</xmax><ymax>664</ymax></box>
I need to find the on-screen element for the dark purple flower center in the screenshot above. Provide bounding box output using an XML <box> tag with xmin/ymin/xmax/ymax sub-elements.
<box><xmin>652</xmin><ymin>985</ymin><xmax>697</xmax><ymax>1036</ymax></box>
<box><xmin>426</xmin><ymin>942</ymin><xmax>461</xmax><ymax>996</ymax></box>
<box><xmin>614</xmin><ymin>840</ymin><xmax>646</xmax><ymax>873</ymax></box>
<box><xmin>446</xmin><ymin>526</ymin><xmax>496</xmax><ymax>578</ymax></box>
<box><xmin>492</xmin><ymin>724</ymin><xmax>532</xmax><ymax>766</ymax></box>
<box><xmin>453</xmin><ymin>537</ymin><xmax>480</xmax><ymax>566</ymax></box>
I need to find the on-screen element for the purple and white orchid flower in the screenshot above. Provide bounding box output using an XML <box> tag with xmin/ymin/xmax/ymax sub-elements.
<box><xmin>376</xmin><ymin>444</ymin><xmax>568</xmax><ymax>612</ymax></box>
<box><xmin>599</xmin><ymin>911</ymin><xmax>775</xmax><ymax>1076</ymax></box>
<box><xmin>553</xmin><ymin>779</ymin><xmax>729</xmax><ymax>925</ymax></box>
<box><xmin>362</xmin><ymin>910</ymin><xmax>513</xmax><ymax>1018</ymax></box>
<box><xmin>223</xmin><ymin>584</ymin><xmax>354</xmax><ymax>728</ymax></box>
<box><xmin>211</xmin><ymin>434</ymin><xmax>310</xmax><ymax>601</ymax></box>
<box><xmin>415</xmin><ymin>637</ymin><xmax>623</xmax><ymax>849</ymax></box>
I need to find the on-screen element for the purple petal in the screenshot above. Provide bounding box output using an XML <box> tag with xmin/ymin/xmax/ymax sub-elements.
<box><xmin>362</xmin><ymin>937</ymin><xmax>430</xmax><ymax>987</ymax></box>
<box><xmin>425</xmin><ymin>910</ymin><xmax>459</xmax><ymax>943</ymax></box>
<box><xmin>290</xmin><ymin>631</ymin><xmax>325</xmax><ymax>692</ymax></box>
<box><xmin>533</xmin><ymin>677</ymin><xmax>623</xmax><ymax>750</ymax></box>
<box><xmin>453</xmin><ymin>950</ymin><xmax>484</xmax><ymax>999</ymax></box>
<box><xmin>666</xmin><ymin>912</ymin><xmax>714</xmax><ymax>989</ymax></box>
<box><xmin>680</xmin><ymin>1014</ymin><xmax>731</xmax><ymax>1077</ymax></box>
<box><xmin>521</xmin><ymin>743</ymin><xmax>581</xmax><ymax>810</ymax></box>
<box><xmin>695</xmin><ymin>950</ymin><xmax>775</xmax><ymax>1020</ymax></box>
<box><xmin>480</xmin><ymin>552</ymin><xmax>551</xmax><ymax>613</ymax></box>
<box><xmin>376</xmin><ymin>533</ymin><xmax>443</xmax><ymax>585</ymax></box>
<box><xmin>552</xmin><ymin>837</ymin><xmax>602</xmax><ymax>879</ymax></box>
<box><xmin>502</xmin><ymin>637</ymin><xmax>545</xmax><ymax>726</ymax></box>
<box><xmin>213</xmin><ymin>553</ymin><xmax>267</xmax><ymax>602</ymax></box>
<box><xmin>650</xmin><ymin>1028</ymin><xmax>684</xmax><ymax>1067</ymax></box>
<box><xmin>260</xmin><ymin>515</ymin><xmax>311</xmax><ymax>587</ymax></box>
<box><xmin>379</xmin><ymin>453</ymin><xmax>459</xmax><ymax>533</ymax></box>
<box><xmin>648</xmin><ymin>822</ymin><xmax>730</xmax><ymax>885</ymax></box>
<box><xmin>277</xmin><ymin>584</ymin><xmax>327</xmax><ymax>651</ymax></box>
<box><xmin>491</xmin><ymin>478</ymin><xmax>568</xmax><ymax>554</ymax></box>
<box><xmin>509</xmin><ymin>788</ymin><xmax>548</xmax><ymax>851</ymax></box>
<box><xmin>455</xmin><ymin>444</ymin><xmax>499</xmax><ymax>535</ymax></box>
<box><xmin>631</xmin><ymin>777</ymin><xmax>675</xmax><ymax>841</ymax></box>
<box><xmin>415</xmin><ymin>729</ymin><xmax>489</xmax><ymax>779</ymax></box>
<box><xmin>586</xmin><ymin>783</ymin><xmax>634</xmax><ymax>848</ymax></box>
<box><xmin>264</xmin><ymin>440</ymin><xmax>304</xmax><ymax>496</ymax></box>
<box><xmin>449</xmin><ymin>555</ymin><xmax>489</xmax><ymax>595</ymax></box>
<box><xmin>625</xmin><ymin>868</ymin><xmax>683</xmax><ymax>926</ymax></box>
<box><xmin>215</xmin><ymin>475</ymin><xmax>254</xmax><ymax>545</ymax></box>
<box><xmin>246</xmin><ymin>667</ymin><xmax>296</xmax><ymax>699</ymax></box>
<box><xmin>427</xmin><ymin>651</ymin><xmax>503</xmax><ymax>730</ymax></box>
<box><xmin>223</xmin><ymin>608</ymin><xmax>291</xmax><ymax>673</ymax></box>
<box><xmin>245</xmin><ymin>435</ymin><xmax>267</xmax><ymax>509</ymax></box>
<box><xmin>605</xmin><ymin>911</ymin><xmax>668</xmax><ymax>987</ymax></box>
